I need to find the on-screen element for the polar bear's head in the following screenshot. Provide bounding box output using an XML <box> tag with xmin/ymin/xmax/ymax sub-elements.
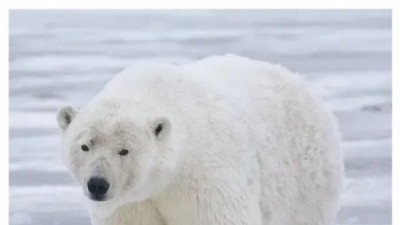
<box><xmin>57</xmin><ymin>102</ymin><xmax>179</xmax><ymax>205</ymax></box>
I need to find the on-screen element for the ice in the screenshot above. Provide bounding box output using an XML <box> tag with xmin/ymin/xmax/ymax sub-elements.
<box><xmin>9</xmin><ymin>10</ymin><xmax>391</xmax><ymax>225</ymax></box>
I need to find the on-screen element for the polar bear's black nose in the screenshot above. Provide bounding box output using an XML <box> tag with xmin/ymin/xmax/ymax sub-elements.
<box><xmin>87</xmin><ymin>177</ymin><xmax>110</xmax><ymax>197</ymax></box>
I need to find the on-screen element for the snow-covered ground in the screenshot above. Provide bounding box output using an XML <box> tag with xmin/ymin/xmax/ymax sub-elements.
<box><xmin>9</xmin><ymin>10</ymin><xmax>392</xmax><ymax>225</ymax></box>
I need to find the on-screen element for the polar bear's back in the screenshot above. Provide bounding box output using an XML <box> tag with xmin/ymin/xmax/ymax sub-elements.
<box><xmin>98</xmin><ymin>54</ymin><xmax>301</xmax><ymax>116</ymax></box>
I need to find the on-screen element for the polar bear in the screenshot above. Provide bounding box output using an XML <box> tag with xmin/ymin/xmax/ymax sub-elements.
<box><xmin>57</xmin><ymin>54</ymin><xmax>344</xmax><ymax>225</ymax></box>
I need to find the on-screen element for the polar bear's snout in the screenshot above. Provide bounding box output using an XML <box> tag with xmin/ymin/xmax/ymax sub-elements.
<box><xmin>87</xmin><ymin>177</ymin><xmax>110</xmax><ymax>201</ymax></box>
<box><xmin>84</xmin><ymin>157</ymin><xmax>115</xmax><ymax>201</ymax></box>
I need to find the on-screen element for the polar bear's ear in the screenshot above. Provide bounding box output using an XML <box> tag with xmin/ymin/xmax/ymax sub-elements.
<box><xmin>57</xmin><ymin>105</ymin><xmax>77</xmax><ymax>131</ymax></box>
<box><xmin>151</xmin><ymin>116</ymin><xmax>171</xmax><ymax>140</ymax></box>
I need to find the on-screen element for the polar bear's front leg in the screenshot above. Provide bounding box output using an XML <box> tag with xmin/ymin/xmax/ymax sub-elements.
<box><xmin>154</xmin><ymin>170</ymin><xmax>263</xmax><ymax>225</ymax></box>
<box><xmin>89</xmin><ymin>200</ymin><xmax>165</xmax><ymax>225</ymax></box>
<box><xmin>194</xmin><ymin>189</ymin><xmax>262</xmax><ymax>225</ymax></box>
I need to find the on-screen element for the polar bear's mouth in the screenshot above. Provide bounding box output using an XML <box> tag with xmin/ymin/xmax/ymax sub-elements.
<box><xmin>89</xmin><ymin>194</ymin><xmax>109</xmax><ymax>201</ymax></box>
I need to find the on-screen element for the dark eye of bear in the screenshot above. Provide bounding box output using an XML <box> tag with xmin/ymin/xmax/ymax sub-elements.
<box><xmin>119</xmin><ymin>149</ymin><xmax>129</xmax><ymax>156</ymax></box>
<box><xmin>155</xmin><ymin>123</ymin><xmax>163</xmax><ymax>136</ymax></box>
<box><xmin>81</xmin><ymin>144</ymin><xmax>89</xmax><ymax>151</ymax></box>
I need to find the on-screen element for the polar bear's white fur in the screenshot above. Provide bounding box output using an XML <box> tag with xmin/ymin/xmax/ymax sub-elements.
<box><xmin>57</xmin><ymin>54</ymin><xmax>344</xmax><ymax>225</ymax></box>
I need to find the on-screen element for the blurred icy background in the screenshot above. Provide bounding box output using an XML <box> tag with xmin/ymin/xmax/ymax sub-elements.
<box><xmin>9</xmin><ymin>10</ymin><xmax>391</xmax><ymax>225</ymax></box>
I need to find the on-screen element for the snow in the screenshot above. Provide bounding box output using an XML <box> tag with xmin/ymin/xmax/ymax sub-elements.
<box><xmin>9</xmin><ymin>10</ymin><xmax>391</xmax><ymax>225</ymax></box>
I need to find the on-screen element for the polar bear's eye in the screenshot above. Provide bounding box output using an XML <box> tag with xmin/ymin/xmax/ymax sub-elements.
<box><xmin>81</xmin><ymin>144</ymin><xmax>89</xmax><ymax>152</ymax></box>
<box><xmin>154</xmin><ymin>124</ymin><xmax>163</xmax><ymax>136</ymax></box>
<box><xmin>119</xmin><ymin>149</ymin><xmax>129</xmax><ymax>156</ymax></box>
